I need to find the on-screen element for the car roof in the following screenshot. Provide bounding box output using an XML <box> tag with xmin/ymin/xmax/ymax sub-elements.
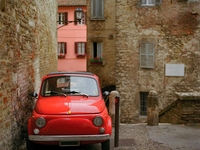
<box><xmin>47</xmin><ymin>71</ymin><xmax>95</xmax><ymax>76</ymax></box>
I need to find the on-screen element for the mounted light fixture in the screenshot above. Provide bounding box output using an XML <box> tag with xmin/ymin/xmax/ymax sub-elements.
<box><xmin>57</xmin><ymin>8</ymin><xmax>83</xmax><ymax>29</ymax></box>
<box><xmin>75</xmin><ymin>8</ymin><xmax>84</xmax><ymax>22</ymax></box>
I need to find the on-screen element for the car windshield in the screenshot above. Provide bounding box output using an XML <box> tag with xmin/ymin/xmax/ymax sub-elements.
<box><xmin>41</xmin><ymin>76</ymin><xmax>99</xmax><ymax>97</ymax></box>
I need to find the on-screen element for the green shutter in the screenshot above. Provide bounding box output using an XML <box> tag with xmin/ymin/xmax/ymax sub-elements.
<box><xmin>91</xmin><ymin>0</ymin><xmax>97</xmax><ymax>18</ymax></box>
<box><xmin>98</xmin><ymin>0</ymin><xmax>104</xmax><ymax>18</ymax></box>
<box><xmin>91</xmin><ymin>0</ymin><xmax>104</xmax><ymax>19</ymax></box>
<box><xmin>147</xmin><ymin>43</ymin><xmax>154</xmax><ymax>68</ymax></box>
<box><xmin>97</xmin><ymin>42</ymin><xmax>102</xmax><ymax>57</ymax></box>
<box><xmin>140</xmin><ymin>43</ymin><xmax>147</xmax><ymax>68</ymax></box>
<box><xmin>140</xmin><ymin>42</ymin><xmax>154</xmax><ymax>68</ymax></box>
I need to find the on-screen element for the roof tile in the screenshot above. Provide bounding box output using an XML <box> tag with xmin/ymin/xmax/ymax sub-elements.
<box><xmin>58</xmin><ymin>0</ymin><xmax>86</xmax><ymax>6</ymax></box>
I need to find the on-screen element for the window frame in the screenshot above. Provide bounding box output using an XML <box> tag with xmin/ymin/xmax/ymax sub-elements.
<box><xmin>58</xmin><ymin>12</ymin><xmax>68</xmax><ymax>25</ymax></box>
<box><xmin>91</xmin><ymin>0</ymin><xmax>104</xmax><ymax>20</ymax></box>
<box><xmin>140</xmin><ymin>92</ymin><xmax>149</xmax><ymax>116</ymax></box>
<box><xmin>75</xmin><ymin>42</ymin><xmax>86</xmax><ymax>57</ymax></box>
<box><xmin>57</xmin><ymin>42</ymin><xmax>67</xmax><ymax>58</ymax></box>
<box><xmin>90</xmin><ymin>42</ymin><xmax>103</xmax><ymax>64</ymax></box>
<box><xmin>140</xmin><ymin>42</ymin><xmax>155</xmax><ymax>68</ymax></box>
<box><xmin>92</xmin><ymin>42</ymin><xmax>103</xmax><ymax>58</ymax></box>
<box><xmin>139</xmin><ymin>0</ymin><xmax>162</xmax><ymax>6</ymax></box>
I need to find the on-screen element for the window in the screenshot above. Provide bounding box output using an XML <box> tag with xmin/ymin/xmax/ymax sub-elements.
<box><xmin>90</xmin><ymin>42</ymin><xmax>103</xmax><ymax>63</ymax></box>
<box><xmin>75</xmin><ymin>42</ymin><xmax>86</xmax><ymax>57</ymax></box>
<box><xmin>92</xmin><ymin>42</ymin><xmax>103</xmax><ymax>58</ymax></box>
<box><xmin>58</xmin><ymin>12</ymin><xmax>68</xmax><ymax>25</ymax></box>
<box><xmin>140</xmin><ymin>92</ymin><xmax>148</xmax><ymax>116</ymax></box>
<box><xmin>58</xmin><ymin>42</ymin><xmax>67</xmax><ymax>58</ymax></box>
<box><xmin>140</xmin><ymin>0</ymin><xmax>162</xmax><ymax>6</ymax></box>
<box><xmin>140</xmin><ymin>42</ymin><xmax>154</xmax><ymax>68</ymax></box>
<box><xmin>91</xmin><ymin>0</ymin><xmax>104</xmax><ymax>19</ymax></box>
<box><xmin>41</xmin><ymin>76</ymin><xmax>99</xmax><ymax>97</ymax></box>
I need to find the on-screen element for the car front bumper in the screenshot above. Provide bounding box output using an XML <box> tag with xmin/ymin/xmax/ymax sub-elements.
<box><xmin>29</xmin><ymin>134</ymin><xmax>110</xmax><ymax>142</ymax></box>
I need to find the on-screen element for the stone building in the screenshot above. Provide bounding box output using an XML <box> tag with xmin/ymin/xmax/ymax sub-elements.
<box><xmin>0</xmin><ymin>0</ymin><xmax>57</xmax><ymax>149</ymax></box>
<box><xmin>88</xmin><ymin>0</ymin><xmax>200</xmax><ymax>123</ymax></box>
<box><xmin>86</xmin><ymin>0</ymin><xmax>116</xmax><ymax>89</ymax></box>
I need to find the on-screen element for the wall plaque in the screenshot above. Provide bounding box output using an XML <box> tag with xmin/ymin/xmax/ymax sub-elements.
<box><xmin>165</xmin><ymin>64</ymin><xmax>185</xmax><ymax>76</ymax></box>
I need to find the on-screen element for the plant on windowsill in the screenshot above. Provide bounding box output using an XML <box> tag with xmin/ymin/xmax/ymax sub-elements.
<box><xmin>58</xmin><ymin>53</ymin><xmax>65</xmax><ymax>59</ymax></box>
<box><xmin>89</xmin><ymin>57</ymin><xmax>103</xmax><ymax>64</ymax></box>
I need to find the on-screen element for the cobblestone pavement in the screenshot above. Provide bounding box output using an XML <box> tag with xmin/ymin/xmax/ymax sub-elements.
<box><xmin>19</xmin><ymin>123</ymin><xmax>200</xmax><ymax>150</ymax></box>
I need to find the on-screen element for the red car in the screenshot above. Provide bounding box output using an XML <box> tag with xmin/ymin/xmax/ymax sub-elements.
<box><xmin>26</xmin><ymin>72</ymin><xmax>112</xmax><ymax>150</ymax></box>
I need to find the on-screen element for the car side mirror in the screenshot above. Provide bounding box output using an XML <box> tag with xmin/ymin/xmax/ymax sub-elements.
<box><xmin>31</xmin><ymin>92</ymin><xmax>38</xmax><ymax>98</ymax></box>
<box><xmin>103</xmin><ymin>91</ymin><xmax>110</xmax><ymax>97</ymax></box>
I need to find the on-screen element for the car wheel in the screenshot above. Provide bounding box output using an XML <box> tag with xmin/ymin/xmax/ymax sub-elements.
<box><xmin>101</xmin><ymin>139</ymin><xmax>110</xmax><ymax>150</ymax></box>
<box><xmin>26</xmin><ymin>136</ymin><xmax>36</xmax><ymax>150</ymax></box>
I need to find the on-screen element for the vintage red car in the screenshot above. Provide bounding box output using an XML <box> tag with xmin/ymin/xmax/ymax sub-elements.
<box><xmin>26</xmin><ymin>72</ymin><xmax>112</xmax><ymax>150</ymax></box>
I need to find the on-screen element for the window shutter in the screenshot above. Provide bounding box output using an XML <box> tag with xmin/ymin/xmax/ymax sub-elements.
<box><xmin>74</xmin><ymin>11</ymin><xmax>77</xmax><ymax>25</ymax></box>
<box><xmin>57</xmin><ymin>43</ymin><xmax>60</xmax><ymax>54</ymax></box>
<box><xmin>84</xmin><ymin>12</ymin><xmax>87</xmax><ymax>25</ymax></box>
<box><xmin>91</xmin><ymin>0</ymin><xmax>104</xmax><ymax>19</ymax></box>
<box><xmin>84</xmin><ymin>42</ymin><xmax>87</xmax><ymax>54</ymax></box>
<box><xmin>155</xmin><ymin>0</ymin><xmax>162</xmax><ymax>4</ymax></box>
<box><xmin>140</xmin><ymin>43</ymin><xmax>146</xmax><ymax>68</ymax></box>
<box><xmin>64</xmin><ymin>12</ymin><xmax>68</xmax><ymax>25</ymax></box>
<box><xmin>138</xmin><ymin>0</ymin><xmax>141</xmax><ymax>6</ymax></box>
<box><xmin>147</xmin><ymin>43</ymin><xmax>154</xmax><ymax>68</ymax></box>
<box><xmin>91</xmin><ymin>0</ymin><xmax>97</xmax><ymax>18</ymax></box>
<box><xmin>75</xmin><ymin>42</ymin><xmax>78</xmax><ymax>54</ymax></box>
<box><xmin>98</xmin><ymin>0</ymin><xmax>104</xmax><ymax>18</ymax></box>
<box><xmin>64</xmin><ymin>42</ymin><xmax>67</xmax><ymax>54</ymax></box>
<box><xmin>97</xmin><ymin>42</ymin><xmax>102</xmax><ymax>57</ymax></box>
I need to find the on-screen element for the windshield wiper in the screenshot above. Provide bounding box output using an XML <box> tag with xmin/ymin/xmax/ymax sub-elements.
<box><xmin>51</xmin><ymin>91</ymin><xmax>67</xmax><ymax>97</ymax></box>
<box><xmin>69</xmin><ymin>91</ymin><xmax>89</xmax><ymax>97</ymax></box>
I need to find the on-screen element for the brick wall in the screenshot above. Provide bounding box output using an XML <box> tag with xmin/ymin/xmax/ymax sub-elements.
<box><xmin>115</xmin><ymin>0</ymin><xmax>200</xmax><ymax>123</ymax></box>
<box><xmin>0</xmin><ymin>0</ymin><xmax>57</xmax><ymax>149</ymax></box>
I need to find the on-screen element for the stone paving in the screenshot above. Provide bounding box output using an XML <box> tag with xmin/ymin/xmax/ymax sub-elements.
<box><xmin>19</xmin><ymin>123</ymin><xmax>200</xmax><ymax>150</ymax></box>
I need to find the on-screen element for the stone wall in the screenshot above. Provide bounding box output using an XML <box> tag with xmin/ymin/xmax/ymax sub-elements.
<box><xmin>0</xmin><ymin>0</ymin><xmax>57</xmax><ymax>149</ymax></box>
<box><xmin>115</xmin><ymin>0</ymin><xmax>200</xmax><ymax>123</ymax></box>
<box><xmin>160</xmin><ymin>92</ymin><xmax>200</xmax><ymax>124</ymax></box>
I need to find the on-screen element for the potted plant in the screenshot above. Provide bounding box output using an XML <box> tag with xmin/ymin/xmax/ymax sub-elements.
<box><xmin>89</xmin><ymin>57</ymin><xmax>103</xmax><ymax>64</ymax></box>
<box><xmin>58</xmin><ymin>53</ymin><xmax>65</xmax><ymax>59</ymax></box>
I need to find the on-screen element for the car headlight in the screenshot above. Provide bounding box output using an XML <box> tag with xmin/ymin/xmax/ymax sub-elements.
<box><xmin>93</xmin><ymin>116</ymin><xmax>103</xmax><ymax>127</ymax></box>
<box><xmin>35</xmin><ymin>117</ymin><xmax>46</xmax><ymax>128</ymax></box>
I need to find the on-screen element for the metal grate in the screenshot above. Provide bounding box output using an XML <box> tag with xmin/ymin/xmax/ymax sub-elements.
<box><xmin>140</xmin><ymin>92</ymin><xmax>148</xmax><ymax>116</ymax></box>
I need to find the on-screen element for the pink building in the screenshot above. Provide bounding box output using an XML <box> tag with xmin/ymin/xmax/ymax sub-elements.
<box><xmin>57</xmin><ymin>0</ymin><xmax>87</xmax><ymax>71</ymax></box>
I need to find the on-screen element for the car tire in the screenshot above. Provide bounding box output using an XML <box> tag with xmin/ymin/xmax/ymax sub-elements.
<box><xmin>101</xmin><ymin>139</ymin><xmax>110</xmax><ymax>150</ymax></box>
<box><xmin>26</xmin><ymin>136</ymin><xmax>36</xmax><ymax>150</ymax></box>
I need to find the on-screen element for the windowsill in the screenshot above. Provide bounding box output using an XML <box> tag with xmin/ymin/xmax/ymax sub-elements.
<box><xmin>90</xmin><ymin>61</ymin><xmax>104</xmax><ymax>65</ymax></box>
<box><xmin>90</xmin><ymin>18</ymin><xmax>105</xmax><ymax>21</ymax></box>
<box><xmin>140</xmin><ymin>4</ymin><xmax>156</xmax><ymax>7</ymax></box>
<box><xmin>58</xmin><ymin>54</ymin><xmax>66</xmax><ymax>59</ymax></box>
<box><xmin>76</xmin><ymin>54</ymin><xmax>86</xmax><ymax>58</ymax></box>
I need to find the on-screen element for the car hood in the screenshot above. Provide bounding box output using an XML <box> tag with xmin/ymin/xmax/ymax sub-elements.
<box><xmin>35</xmin><ymin>96</ymin><xmax>105</xmax><ymax>115</ymax></box>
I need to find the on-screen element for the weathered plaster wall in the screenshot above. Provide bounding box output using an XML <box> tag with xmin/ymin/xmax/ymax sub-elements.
<box><xmin>116</xmin><ymin>0</ymin><xmax>200</xmax><ymax>123</ymax></box>
<box><xmin>0</xmin><ymin>0</ymin><xmax>57</xmax><ymax>149</ymax></box>
<box><xmin>86</xmin><ymin>0</ymin><xmax>116</xmax><ymax>88</ymax></box>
